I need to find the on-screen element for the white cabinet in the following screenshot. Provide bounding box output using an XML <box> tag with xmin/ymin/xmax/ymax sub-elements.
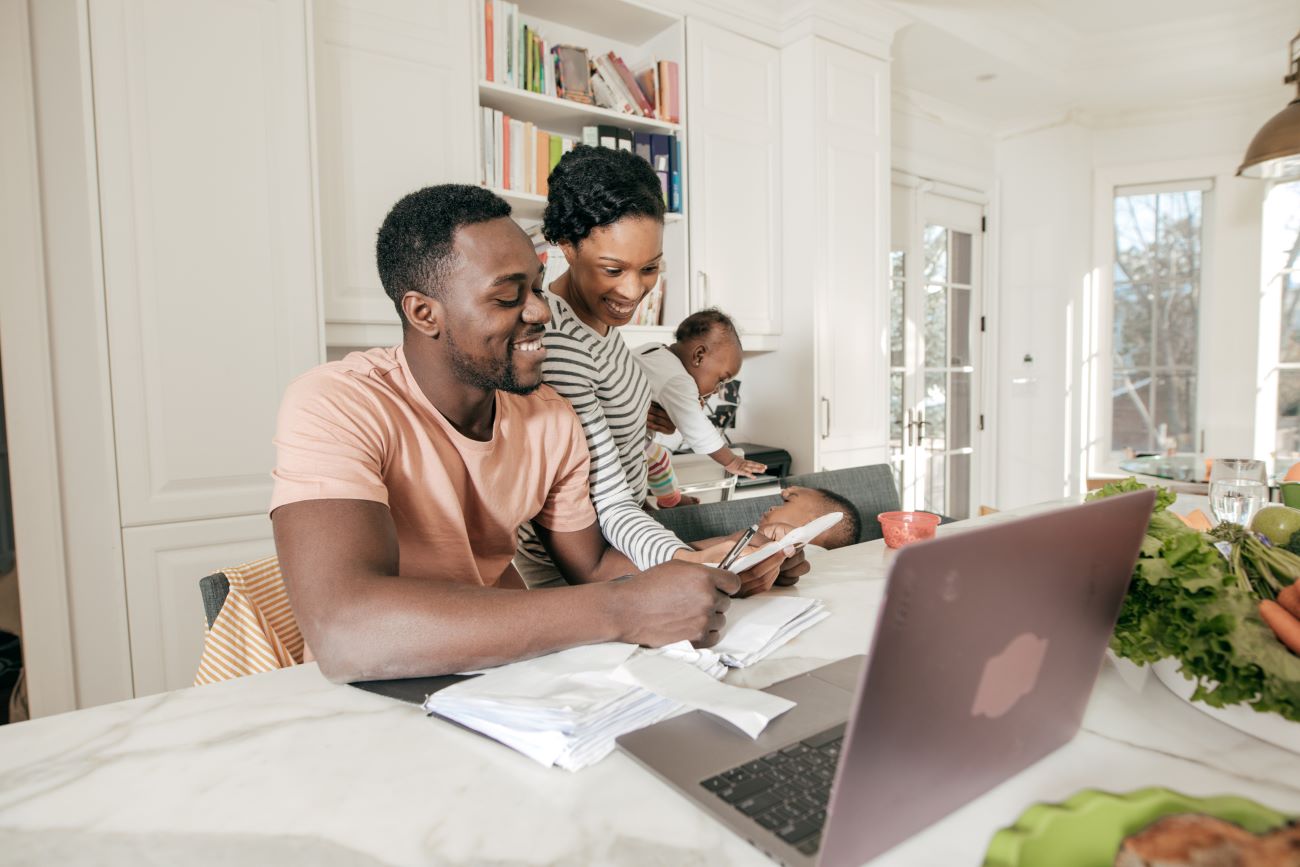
<box><xmin>813</xmin><ymin>42</ymin><xmax>891</xmax><ymax>468</ymax></box>
<box><xmin>90</xmin><ymin>0</ymin><xmax>322</xmax><ymax>527</ymax></box>
<box><xmin>685</xmin><ymin>19</ymin><xmax>782</xmax><ymax>338</ymax></box>
<box><xmin>122</xmin><ymin>515</ymin><xmax>275</xmax><ymax>695</ymax></box>
<box><xmin>315</xmin><ymin>0</ymin><xmax>477</xmax><ymax>338</ymax></box>
<box><xmin>86</xmin><ymin>0</ymin><xmax>321</xmax><ymax>695</ymax></box>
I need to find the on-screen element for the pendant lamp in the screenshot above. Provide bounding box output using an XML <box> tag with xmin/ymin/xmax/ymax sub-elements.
<box><xmin>1238</xmin><ymin>31</ymin><xmax>1300</xmax><ymax>181</ymax></box>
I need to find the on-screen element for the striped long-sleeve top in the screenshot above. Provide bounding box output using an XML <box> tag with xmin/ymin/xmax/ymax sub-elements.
<box><xmin>517</xmin><ymin>292</ymin><xmax>690</xmax><ymax>570</ymax></box>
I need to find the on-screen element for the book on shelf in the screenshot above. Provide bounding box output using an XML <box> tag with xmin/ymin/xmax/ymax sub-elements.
<box><xmin>484</xmin><ymin>1</ymin><xmax>494</xmax><ymax>82</ymax></box>
<box><xmin>668</xmin><ymin>135</ymin><xmax>682</xmax><ymax>213</ymax></box>
<box><xmin>650</xmin><ymin>134</ymin><xmax>671</xmax><ymax>205</ymax></box>
<box><xmin>589</xmin><ymin>68</ymin><xmax>631</xmax><ymax>115</ymax></box>
<box><xmin>592</xmin><ymin>53</ymin><xmax>643</xmax><ymax>117</ymax></box>
<box><xmin>479</xmin><ymin>107</ymin><xmax>578</xmax><ymax>197</ymax></box>
<box><xmin>658</xmin><ymin>60</ymin><xmax>680</xmax><ymax>124</ymax></box>
<box><xmin>630</xmin><ymin>279</ymin><xmax>665</xmax><ymax>327</ymax></box>
<box><xmin>573</xmin><ymin>127</ymin><xmax>683</xmax><ymax>214</ymax></box>
<box><xmin>606</xmin><ymin>52</ymin><xmax>655</xmax><ymax>118</ymax></box>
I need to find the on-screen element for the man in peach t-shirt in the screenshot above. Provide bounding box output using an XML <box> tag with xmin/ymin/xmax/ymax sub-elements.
<box><xmin>271</xmin><ymin>185</ymin><xmax>795</xmax><ymax>682</ymax></box>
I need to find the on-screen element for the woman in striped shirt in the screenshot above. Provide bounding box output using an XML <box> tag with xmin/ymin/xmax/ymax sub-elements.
<box><xmin>516</xmin><ymin>146</ymin><xmax>800</xmax><ymax>593</ymax></box>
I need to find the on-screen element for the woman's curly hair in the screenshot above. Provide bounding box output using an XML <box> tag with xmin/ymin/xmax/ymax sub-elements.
<box><xmin>543</xmin><ymin>145</ymin><xmax>665</xmax><ymax>246</ymax></box>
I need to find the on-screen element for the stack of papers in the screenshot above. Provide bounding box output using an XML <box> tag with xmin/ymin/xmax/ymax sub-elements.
<box><xmin>424</xmin><ymin>594</ymin><xmax>827</xmax><ymax>771</ymax></box>
<box><xmin>713</xmin><ymin>595</ymin><xmax>827</xmax><ymax>667</ymax></box>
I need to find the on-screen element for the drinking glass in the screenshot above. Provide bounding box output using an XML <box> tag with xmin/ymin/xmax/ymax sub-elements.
<box><xmin>1208</xmin><ymin>458</ymin><xmax>1269</xmax><ymax>526</ymax></box>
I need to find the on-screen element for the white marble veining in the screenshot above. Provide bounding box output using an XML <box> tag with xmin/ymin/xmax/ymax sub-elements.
<box><xmin>2</xmin><ymin>500</ymin><xmax>1299</xmax><ymax>866</ymax></box>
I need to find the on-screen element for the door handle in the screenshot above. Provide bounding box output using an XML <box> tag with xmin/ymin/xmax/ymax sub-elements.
<box><xmin>915</xmin><ymin>415</ymin><xmax>929</xmax><ymax>442</ymax></box>
<box><xmin>820</xmin><ymin>397</ymin><xmax>831</xmax><ymax>439</ymax></box>
<box><xmin>697</xmin><ymin>270</ymin><xmax>710</xmax><ymax>310</ymax></box>
<box><xmin>905</xmin><ymin>409</ymin><xmax>913</xmax><ymax>447</ymax></box>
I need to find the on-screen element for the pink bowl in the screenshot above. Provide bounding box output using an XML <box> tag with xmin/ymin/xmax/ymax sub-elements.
<box><xmin>877</xmin><ymin>511</ymin><xmax>940</xmax><ymax>548</ymax></box>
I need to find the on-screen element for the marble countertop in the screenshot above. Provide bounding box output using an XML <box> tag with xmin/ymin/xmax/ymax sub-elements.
<box><xmin>2</xmin><ymin>501</ymin><xmax>1299</xmax><ymax>865</ymax></box>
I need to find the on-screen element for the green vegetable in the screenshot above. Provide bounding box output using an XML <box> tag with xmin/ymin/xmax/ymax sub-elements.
<box><xmin>1089</xmin><ymin>477</ymin><xmax>1300</xmax><ymax>722</ymax></box>
<box><xmin>1208</xmin><ymin>522</ymin><xmax>1300</xmax><ymax>600</ymax></box>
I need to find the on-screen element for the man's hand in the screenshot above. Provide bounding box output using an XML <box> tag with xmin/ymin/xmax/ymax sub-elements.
<box><xmin>677</xmin><ymin>536</ymin><xmax>791</xmax><ymax>598</ymax></box>
<box><xmin>612</xmin><ymin>561</ymin><xmax>739</xmax><ymax>648</ymax></box>
<box><xmin>646</xmin><ymin>401</ymin><xmax>677</xmax><ymax>435</ymax></box>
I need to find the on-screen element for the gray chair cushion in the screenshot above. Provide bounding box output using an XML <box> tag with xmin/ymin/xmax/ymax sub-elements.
<box><xmin>199</xmin><ymin>572</ymin><xmax>230</xmax><ymax>629</ymax></box>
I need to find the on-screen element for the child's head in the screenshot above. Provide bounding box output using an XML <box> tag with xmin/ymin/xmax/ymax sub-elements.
<box><xmin>759</xmin><ymin>486</ymin><xmax>861</xmax><ymax>549</ymax></box>
<box><xmin>671</xmin><ymin>309</ymin><xmax>743</xmax><ymax>399</ymax></box>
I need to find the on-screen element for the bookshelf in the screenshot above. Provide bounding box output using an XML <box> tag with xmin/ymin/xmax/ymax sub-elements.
<box><xmin>472</xmin><ymin>0</ymin><xmax>689</xmax><ymax>342</ymax></box>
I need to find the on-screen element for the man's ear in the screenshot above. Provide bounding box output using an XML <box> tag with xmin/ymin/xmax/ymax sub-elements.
<box><xmin>402</xmin><ymin>290</ymin><xmax>443</xmax><ymax>338</ymax></box>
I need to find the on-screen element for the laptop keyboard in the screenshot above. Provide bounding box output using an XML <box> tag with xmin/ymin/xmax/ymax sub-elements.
<box><xmin>699</xmin><ymin>723</ymin><xmax>845</xmax><ymax>856</ymax></box>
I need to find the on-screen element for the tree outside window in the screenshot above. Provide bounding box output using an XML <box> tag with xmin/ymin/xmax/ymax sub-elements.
<box><xmin>1265</xmin><ymin>181</ymin><xmax>1300</xmax><ymax>468</ymax></box>
<box><xmin>1111</xmin><ymin>188</ymin><xmax>1204</xmax><ymax>454</ymax></box>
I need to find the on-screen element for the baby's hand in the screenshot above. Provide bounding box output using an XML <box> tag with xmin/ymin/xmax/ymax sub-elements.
<box><xmin>724</xmin><ymin>457</ymin><xmax>767</xmax><ymax>478</ymax></box>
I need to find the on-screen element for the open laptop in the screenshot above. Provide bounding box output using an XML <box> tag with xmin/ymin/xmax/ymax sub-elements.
<box><xmin>617</xmin><ymin>490</ymin><xmax>1154</xmax><ymax>866</ymax></box>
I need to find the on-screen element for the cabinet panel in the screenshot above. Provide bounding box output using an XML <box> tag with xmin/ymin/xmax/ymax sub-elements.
<box><xmin>90</xmin><ymin>0</ymin><xmax>322</xmax><ymax>526</ymax></box>
<box><xmin>686</xmin><ymin>19</ymin><xmax>781</xmax><ymax>337</ymax></box>
<box><xmin>315</xmin><ymin>0</ymin><xmax>476</xmax><ymax>326</ymax></box>
<box><xmin>816</xmin><ymin>43</ymin><xmax>890</xmax><ymax>460</ymax></box>
<box><xmin>123</xmin><ymin>514</ymin><xmax>275</xmax><ymax>696</ymax></box>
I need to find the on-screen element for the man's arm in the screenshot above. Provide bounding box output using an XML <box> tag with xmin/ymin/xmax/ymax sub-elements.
<box><xmin>274</xmin><ymin>498</ymin><xmax>739</xmax><ymax>682</ymax></box>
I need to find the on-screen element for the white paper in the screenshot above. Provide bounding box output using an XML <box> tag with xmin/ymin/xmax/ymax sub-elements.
<box><xmin>613</xmin><ymin>653</ymin><xmax>794</xmax><ymax>738</ymax></box>
<box><xmin>727</xmin><ymin>512</ymin><xmax>843</xmax><ymax>572</ymax></box>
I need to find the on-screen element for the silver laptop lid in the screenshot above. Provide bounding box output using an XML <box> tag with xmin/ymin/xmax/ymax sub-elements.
<box><xmin>819</xmin><ymin>490</ymin><xmax>1154</xmax><ymax>867</ymax></box>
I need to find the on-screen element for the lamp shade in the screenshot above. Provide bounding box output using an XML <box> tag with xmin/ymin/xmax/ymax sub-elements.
<box><xmin>1237</xmin><ymin>97</ymin><xmax>1300</xmax><ymax>180</ymax></box>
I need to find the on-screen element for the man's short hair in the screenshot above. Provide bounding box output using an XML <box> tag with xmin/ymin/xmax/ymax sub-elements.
<box><xmin>674</xmin><ymin>308</ymin><xmax>740</xmax><ymax>347</ymax></box>
<box><xmin>810</xmin><ymin>487</ymin><xmax>861</xmax><ymax>549</ymax></box>
<box><xmin>543</xmin><ymin>145</ymin><xmax>665</xmax><ymax>247</ymax></box>
<box><xmin>375</xmin><ymin>184</ymin><xmax>512</xmax><ymax>325</ymax></box>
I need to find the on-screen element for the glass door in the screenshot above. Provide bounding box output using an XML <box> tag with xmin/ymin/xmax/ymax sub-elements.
<box><xmin>890</xmin><ymin>186</ymin><xmax>983</xmax><ymax>518</ymax></box>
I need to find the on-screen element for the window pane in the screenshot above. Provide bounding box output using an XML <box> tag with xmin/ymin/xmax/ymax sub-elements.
<box><xmin>1284</xmin><ymin>270</ymin><xmax>1300</xmax><ymax>364</ymax></box>
<box><xmin>927</xmin><ymin>452</ymin><xmax>946</xmax><ymax>515</ymax></box>
<box><xmin>1112</xmin><ymin>282</ymin><xmax>1152</xmax><ymax>369</ymax></box>
<box><xmin>890</xmin><ymin>278</ymin><xmax>905</xmax><ymax>367</ymax></box>
<box><xmin>1156</xmin><ymin>281</ymin><xmax>1198</xmax><ymax>367</ymax></box>
<box><xmin>948</xmin><ymin>371</ymin><xmax>972</xmax><ymax>450</ymax></box>
<box><xmin>1153</xmin><ymin>372</ymin><xmax>1197</xmax><ymax>451</ymax></box>
<box><xmin>948</xmin><ymin>452</ymin><xmax>971</xmax><ymax>520</ymax></box>
<box><xmin>950</xmin><ymin>231</ymin><xmax>972</xmax><ymax>285</ymax></box>
<box><xmin>1112</xmin><ymin>370</ymin><xmax>1154</xmax><ymax>453</ymax></box>
<box><xmin>924</xmin><ymin>284</ymin><xmax>946</xmax><ymax>369</ymax></box>
<box><xmin>950</xmin><ymin>287</ymin><xmax>972</xmax><ymax>367</ymax></box>
<box><xmin>924</xmin><ymin>225</ymin><xmax>947</xmax><ymax>283</ymax></box>
<box><xmin>1278</xmin><ymin>369</ymin><xmax>1300</xmax><ymax>462</ymax></box>
<box><xmin>890</xmin><ymin>249</ymin><xmax>905</xmax><ymax>281</ymax></box>
<box><xmin>890</xmin><ymin>371</ymin><xmax>904</xmax><ymax>447</ymax></box>
<box><xmin>1112</xmin><ymin>187</ymin><xmax>1204</xmax><ymax>454</ymax></box>
<box><xmin>924</xmin><ymin>370</ymin><xmax>946</xmax><ymax>451</ymax></box>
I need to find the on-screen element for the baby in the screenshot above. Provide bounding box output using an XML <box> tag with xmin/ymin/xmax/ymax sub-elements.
<box><xmin>635</xmin><ymin>309</ymin><xmax>766</xmax><ymax>508</ymax></box>
<box><xmin>758</xmin><ymin>486</ymin><xmax>861</xmax><ymax>550</ymax></box>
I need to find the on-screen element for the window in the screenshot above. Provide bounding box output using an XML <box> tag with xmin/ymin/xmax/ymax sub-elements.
<box><xmin>1110</xmin><ymin>184</ymin><xmax>1207</xmax><ymax>454</ymax></box>
<box><xmin>1265</xmin><ymin>181</ymin><xmax>1300</xmax><ymax>466</ymax></box>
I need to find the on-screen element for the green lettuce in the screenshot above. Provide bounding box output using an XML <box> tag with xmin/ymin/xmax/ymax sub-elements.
<box><xmin>1089</xmin><ymin>477</ymin><xmax>1300</xmax><ymax>721</ymax></box>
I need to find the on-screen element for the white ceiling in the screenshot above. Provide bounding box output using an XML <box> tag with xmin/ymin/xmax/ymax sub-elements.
<box><xmin>889</xmin><ymin>0</ymin><xmax>1300</xmax><ymax>129</ymax></box>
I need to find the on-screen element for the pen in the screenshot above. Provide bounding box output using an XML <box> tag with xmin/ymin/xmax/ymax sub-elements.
<box><xmin>719</xmin><ymin>524</ymin><xmax>759</xmax><ymax>571</ymax></box>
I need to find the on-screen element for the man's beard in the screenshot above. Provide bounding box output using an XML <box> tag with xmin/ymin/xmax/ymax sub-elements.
<box><xmin>445</xmin><ymin>330</ymin><xmax>540</xmax><ymax>396</ymax></box>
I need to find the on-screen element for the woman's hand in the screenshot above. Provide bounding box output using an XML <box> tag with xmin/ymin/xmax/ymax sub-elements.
<box><xmin>723</xmin><ymin>456</ymin><xmax>767</xmax><ymax>478</ymax></box>
<box><xmin>646</xmin><ymin>402</ymin><xmax>677</xmax><ymax>435</ymax></box>
<box><xmin>675</xmin><ymin>535</ymin><xmax>791</xmax><ymax>598</ymax></box>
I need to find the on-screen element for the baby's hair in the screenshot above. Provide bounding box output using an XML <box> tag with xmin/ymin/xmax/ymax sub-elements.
<box><xmin>674</xmin><ymin>308</ymin><xmax>740</xmax><ymax>346</ymax></box>
<box><xmin>810</xmin><ymin>488</ymin><xmax>861</xmax><ymax>548</ymax></box>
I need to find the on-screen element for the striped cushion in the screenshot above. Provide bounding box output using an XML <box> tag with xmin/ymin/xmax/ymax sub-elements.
<box><xmin>193</xmin><ymin>556</ymin><xmax>302</xmax><ymax>685</ymax></box>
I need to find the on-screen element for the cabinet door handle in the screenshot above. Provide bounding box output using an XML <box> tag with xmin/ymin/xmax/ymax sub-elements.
<box><xmin>697</xmin><ymin>270</ymin><xmax>710</xmax><ymax>310</ymax></box>
<box><xmin>821</xmin><ymin>397</ymin><xmax>831</xmax><ymax>439</ymax></box>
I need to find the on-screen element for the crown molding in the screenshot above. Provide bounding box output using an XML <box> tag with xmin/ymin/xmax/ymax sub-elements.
<box><xmin>1083</xmin><ymin>90</ymin><xmax>1282</xmax><ymax>131</ymax></box>
<box><xmin>892</xmin><ymin>86</ymin><xmax>998</xmax><ymax>137</ymax></box>
<box><xmin>778</xmin><ymin>0</ymin><xmax>911</xmax><ymax>59</ymax></box>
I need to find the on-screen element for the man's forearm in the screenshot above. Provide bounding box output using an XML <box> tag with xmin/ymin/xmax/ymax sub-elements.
<box><xmin>307</xmin><ymin>577</ymin><xmax>627</xmax><ymax>682</ymax></box>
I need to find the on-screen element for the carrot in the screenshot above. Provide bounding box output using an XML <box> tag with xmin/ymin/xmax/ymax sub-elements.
<box><xmin>1278</xmin><ymin>583</ymin><xmax>1300</xmax><ymax>622</ymax></box>
<box><xmin>1259</xmin><ymin>600</ymin><xmax>1300</xmax><ymax>656</ymax></box>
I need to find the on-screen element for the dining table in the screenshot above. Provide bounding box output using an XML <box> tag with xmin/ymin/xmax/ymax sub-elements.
<box><xmin>0</xmin><ymin>496</ymin><xmax>1297</xmax><ymax>865</ymax></box>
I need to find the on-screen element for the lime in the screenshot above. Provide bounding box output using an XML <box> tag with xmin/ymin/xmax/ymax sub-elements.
<box><xmin>1251</xmin><ymin>505</ymin><xmax>1300</xmax><ymax>546</ymax></box>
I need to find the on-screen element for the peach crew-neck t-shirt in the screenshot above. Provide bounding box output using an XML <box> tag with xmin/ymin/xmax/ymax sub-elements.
<box><xmin>269</xmin><ymin>346</ymin><xmax>596</xmax><ymax>588</ymax></box>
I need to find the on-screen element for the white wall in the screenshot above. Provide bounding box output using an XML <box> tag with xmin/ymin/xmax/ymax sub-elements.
<box><xmin>993</xmin><ymin>121</ymin><xmax>1094</xmax><ymax>509</ymax></box>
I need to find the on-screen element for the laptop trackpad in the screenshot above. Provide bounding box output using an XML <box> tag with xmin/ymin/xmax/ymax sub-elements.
<box><xmin>800</xmin><ymin>655</ymin><xmax>864</xmax><ymax>694</ymax></box>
